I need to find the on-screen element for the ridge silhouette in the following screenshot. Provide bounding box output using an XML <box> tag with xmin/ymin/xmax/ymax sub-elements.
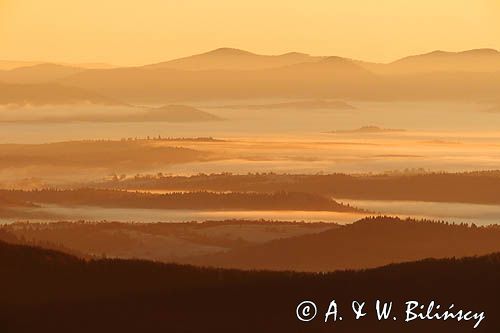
<box><xmin>0</xmin><ymin>239</ymin><xmax>498</xmax><ymax>332</ymax></box>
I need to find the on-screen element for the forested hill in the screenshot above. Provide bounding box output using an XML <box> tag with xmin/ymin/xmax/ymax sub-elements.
<box><xmin>185</xmin><ymin>216</ymin><xmax>500</xmax><ymax>271</ymax></box>
<box><xmin>98</xmin><ymin>171</ymin><xmax>500</xmax><ymax>205</ymax></box>
<box><xmin>0</xmin><ymin>239</ymin><xmax>499</xmax><ymax>332</ymax></box>
<box><xmin>0</xmin><ymin>189</ymin><xmax>360</xmax><ymax>212</ymax></box>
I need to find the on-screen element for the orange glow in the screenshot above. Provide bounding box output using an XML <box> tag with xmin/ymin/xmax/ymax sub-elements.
<box><xmin>0</xmin><ymin>0</ymin><xmax>498</xmax><ymax>65</ymax></box>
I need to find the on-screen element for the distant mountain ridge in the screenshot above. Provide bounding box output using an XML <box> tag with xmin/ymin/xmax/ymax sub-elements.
<box><xmin>0</xmin><ymin>63</ymin><xmax>83</xmax><ymax>84</ymax></box>
<box><xmin>141</xmin><ymin>105</ymin><xmax>222</xmax><ymax>122</ymax></box>
<box><xmin>215</xmin><ymin>99</ymin><xmax>356</xmax><ymax>110</ymax></box>
<box><xmin>0</xmin><ymin>60</ymin><xmax>116</xmax><ymax>71</ymax></box>
<box><xmin>145</xmin><ymin>47</ymin><xmax>324</xmax><ymax>71</ymax></box>
<box><xmin>331</xmin><ymin>126</ymin><xmax>405</xmax><ymax>134</ymax></box>
<box><xmin>0</xmin><ymin>82</ymin><xmax>121</xmax><ymax>106</ymax></box>
<box><xmin>147</xmin><ymin>47</ymin><xmax>500</xmax><ymax>73</ymax></box>
<box><xmin>386</xmin><ymin>48</ymin><xmax>500</xmax><ymax>73</ymax></box>
<box><xmin>59</xmin><ymin>47</ymin><xmax>500</xmax><ymax>103</ymax></box>
<box><xmin>0</xmin><ymin>104</ymin><xmax>222</xmax><ymax>123</ymax></box>
<box><xmin>0</xmin><ymin>60</ymin><xmax>41</xmax><ymax>71</ymax></box>
<box><xmin>2</xmin><ymin>47</ymin><xmax>500</xmax><ymax>104</ymax></box>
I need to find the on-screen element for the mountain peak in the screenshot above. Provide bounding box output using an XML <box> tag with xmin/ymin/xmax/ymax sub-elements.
<box><xmin>387</xmin><ymin>47</ymin><xmax>500</xmax><ymax>74</ymax></box>
<box><xmin>279</xmin><ymin>52</ymin><xmax>310</xmax><ymax>57</ymax></box>
<box><xmin>146</xmin><ymin>48</ymin><xmax>320</xmax><ymax>71</ymax></box>
<box><xmin>426</xmin><ymin>50</ymin><xmax>448</xmax><ymax>56</ymax></box>
<box><xmin>321</xmin><ymin>56</ymin><xmax>351</xmax><ymax>63</ymax></box>
<box><xmin>399</xmin><ymin>48</ymin><xmax>500</xmax><ymax>61</ymax></box>
<box><xmin>318</xmin><ymin>56</ymin><xmax>362</xmax><ymax>68</ymax></box>
<box><xmin>204</xmin><ymin>48</ymin><xmax>255</xmax><ymax>56</ymax></box>
<box><xmin>460</xmin><ymin>48</ymin><xmax>499</xmax><ymax>55</ymax></box>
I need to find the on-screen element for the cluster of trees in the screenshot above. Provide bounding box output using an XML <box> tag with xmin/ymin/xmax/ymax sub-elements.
<box><xmin>119</xmin><ymin>136</ymin><xmax>222</xmax><ymax>142</ymax></box>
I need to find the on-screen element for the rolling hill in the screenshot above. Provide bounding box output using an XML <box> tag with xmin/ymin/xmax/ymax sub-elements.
<box><xmin>0</xmin><ymin>60</ymin><xmax>41</xmax><ymax>71</ymax></box>
<box><xmin>104</xmin><ymin>172</ymin><xmax>500</xmax><ymax>206</ymax></box>
<box><xmin>0</xmin><ymin>82</ymin><xmax>121</xmax><ymax>106</ymax></box>
<box><xmin>216</xmin><ymin>99</ymin><xmax>356</xmax><ymax>110</ymax></box>
<box><xmin>0</xmin><ymin>194</ymin><xmax>41</xmax><ymax>220</ymax></box>
<box><xmin>0</xmin><ymin>63</ymin><xmax>84</xmax><ymax>84</ymax></box>
<box><xmin>2</xmin><ymin>48</ymin><xmax>500</xmax><ymax>104</ymax></box>
<box><xmin>387</xmin><ymin>48</ymin><xmax>500</xmax><ymax>74</ymax></box>
<box><xmin>186</xmin><ymin>216</ymin><xmax>500</xmax><ymax>271</ymax></box>
<box><xmin>0</xmin><ymin>189</ymin><xmax>361</xmax><ymax>212</ymax></box>
<box><xmin>60</xmin><ymin>48</ymin><xmax>500</xmax><ymax>103</ymax></box>
<box><xmin>331</xmin><ymin>125</ymin><xmax>405</xmax><ymax>133</ymax></box>
<box><xmin>60</xmin><ymin>55</ymin><xmax>376</xmax><ymax>103</ymax></box>
<box><xmin>9</xmin><ymin>104</ymin><xmax>223</xmax><ymax>123</ymax></box>
<box><xmin>137</xmin><ymin>104</ymin><xmax>222</xmax><ymax>122</ymax></box>
<box><xmin>0</xmin><ymin>140</ymin><xmax>207</xmax><ymax>169</ymax></box>
<box><xmin>145</xmin><ymin>47</ymin><xmax>323</xmax><ymax>71</ymax></box>
<box><xmin>0</xmin><ymin>239</ymin><xmax>498</xmax><ymax>332</ymax></box>
<box><xmin>0</xmin><ymin>60</ymin><xmax>116</xmax><ymax>71</ymax></box>
<box><xmin>356</xmin><ymin>48</ymin><xmax>500</xmax><ymax>75</ymax></box>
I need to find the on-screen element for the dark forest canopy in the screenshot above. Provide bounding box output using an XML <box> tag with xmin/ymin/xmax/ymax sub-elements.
<box><xmin>0</xmin><ymin>188</ymin><xmax>361</xmax><ymax>212</ymax></box>
<box><xmin>0</xmin><ymin>239</ymin><xmax>499</xmax><ymax>332</ymax></box>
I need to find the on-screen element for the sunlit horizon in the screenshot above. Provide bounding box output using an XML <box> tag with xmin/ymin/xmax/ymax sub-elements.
<box><xmin>1</xmin><ymin>0</ymin><xmax>500</xmax><ymax>66</ymax></box>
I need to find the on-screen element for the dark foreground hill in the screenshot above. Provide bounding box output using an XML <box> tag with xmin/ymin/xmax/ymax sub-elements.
<box><xmin>186</xmin><ymin>216</ymin><xmax>500</xmax><ymax>271</ymax></box>
<box><xmin>0</xmin><ymin>240</ymin><xmax>498</xmax><ymax>332</ymax></box>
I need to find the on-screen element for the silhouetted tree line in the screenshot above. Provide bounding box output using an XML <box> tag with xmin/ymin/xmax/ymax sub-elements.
<box><xmin>0</xmin><ymin>189</ymin><xmax>361</xmax><ymax>212</ymax></box>
<box><xmin>118</xmin><ymin>136</ymin><xmax>223</xmax><ymax>142</ymax></box>
<box><xmin>99</xmin><ymin>171</ymin><xmax>500</xmax><ymax>204</ymax></box>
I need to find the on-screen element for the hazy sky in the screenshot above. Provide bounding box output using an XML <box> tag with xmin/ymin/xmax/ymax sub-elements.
<box><xmin>1</xmin><ymin>0</ymin><xmax>499</xmax><ymax>65</ymax></box>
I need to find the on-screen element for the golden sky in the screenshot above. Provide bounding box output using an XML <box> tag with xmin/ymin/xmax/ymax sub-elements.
<box><xmin>1</xmin><ymin>0</ymin><xmax>499</xmax><ymax>65</ymax></box>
